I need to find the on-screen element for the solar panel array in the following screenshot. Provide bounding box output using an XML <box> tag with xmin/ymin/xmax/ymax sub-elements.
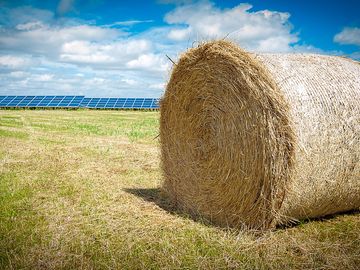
<box><xmin>0</xmin><ymin>96</ymin><xmax>159</xmax><ymax>109</ymax></box>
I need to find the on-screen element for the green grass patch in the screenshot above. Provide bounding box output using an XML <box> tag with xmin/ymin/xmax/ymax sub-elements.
<box><xmin>0</xmin><ymin>128</ymin><xmax>28</xmax><ymax>139</ymax></box>
<box><xmin>0</xmin><ymin>118</ymin><xmax>24</xmax><ymax>127</ymax></box>
<box><xmin>0</xmin><ymin>172</ymin><xmax>46</xmax><ymax>269</ymax></box>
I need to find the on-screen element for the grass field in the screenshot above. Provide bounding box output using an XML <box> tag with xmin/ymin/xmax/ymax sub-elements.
<box><xmin>0</xmin><ymin>110</ymin><xmax>359</xmax><ymax>269</ymax></box>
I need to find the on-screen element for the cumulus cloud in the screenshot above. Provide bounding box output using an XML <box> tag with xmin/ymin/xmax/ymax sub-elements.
<box><xmin>164</xmin><ymin>1</ymin><xmax>298</xmax><ymax>52</ymax></box>
<box><xmin>59</xmin><ymin>39</ymin><xmax>153</xmax><ymax>67</ymax></box>
<box><xmin>167</xmin><ymin>27</ymin><xmax>192</xmax><ymax>41</ymax></box>
<box><xmin>33</xmin><ymin>74</ymin><xmax>54</xmax><ymax>81</ymax></box>
<box><xmin>0</xmin><ymin>55</ymin><xmax>32</xmax><ymax>69</ymax></box>
<box><xmin>121</xmin><ymin>78</ymin><xmax>138</xmax><ymax>85</ymax></box>
<box><xmin>1</xmin><ymin>24</ymin><xmax>120</xmax><ymax>54</ymax></box>
<box><xmin>16</xmin><ymin>21</ymin><xmax>45</xmax><ymax>31</ymax></box>
<box><xmin>149</xmin><ymin>83</ymin><xmax>165</xmax><ymax>90</ymax></box>
<box><xmin>9</xmin><ymin>71</ymin><xmax>29</xmax><ymax>78</ymax></box>
<box><xmin>334</xmin><ymin>27</ymin><xmax>360</xmax><ymax>46</ymax></box>
<box><xmin>126</xmin><ymin>53</ymin><xmax>169</xmax><ymax>71</ymax></box>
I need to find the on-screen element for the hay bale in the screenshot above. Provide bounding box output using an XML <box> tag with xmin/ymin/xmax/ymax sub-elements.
<box><xmin>160</xmin><ymin>40</ymin><xmax>360</xmax><ymax>230</ymax></box>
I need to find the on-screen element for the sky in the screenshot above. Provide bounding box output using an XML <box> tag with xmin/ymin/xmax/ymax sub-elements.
<box><xmin>0</xmin><ymin>0</ymin><xmax>359</xmax><ymax>97</ymax></box>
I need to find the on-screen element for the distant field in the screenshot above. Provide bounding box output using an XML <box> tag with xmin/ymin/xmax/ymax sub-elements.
<box><xmin>0</xmin><ymin>110</ymin><xmax>359</xmax><ymax>269</ymax></box>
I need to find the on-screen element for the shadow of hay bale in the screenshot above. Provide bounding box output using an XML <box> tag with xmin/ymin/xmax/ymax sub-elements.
<box><xmin>123</xmin><ymin>187</ymin><xmax>214</xmax><ymax>226</ymax></box>
<box><xmin>124</xmin><ymin>187</ymin><xmax>360</xmax><ymax>230</ymax></box>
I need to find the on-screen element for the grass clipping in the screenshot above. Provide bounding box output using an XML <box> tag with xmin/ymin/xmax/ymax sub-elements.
<box><xmin>160</xmin><ymin>40</ymin><xmax>360</xmax><ymax>230</ymax></box>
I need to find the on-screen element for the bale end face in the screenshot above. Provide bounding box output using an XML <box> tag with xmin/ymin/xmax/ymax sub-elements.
<box><xmin>160</xmin><ymin>41</ymin><xmax>295</xmax><ymax>230</ymax></box>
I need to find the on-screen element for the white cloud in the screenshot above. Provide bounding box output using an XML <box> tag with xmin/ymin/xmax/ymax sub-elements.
<box><xmin>59</xmin><ymin>39</ymin><xmax>152</xmax><ymax>66</ymax></box>
<box><xmin>60</xmin><ymin>53</ymin><xmax>114</xmax><ymax>64</ymax></box>
<box><xmin>121</xmin><ymin>78</ymin><xmax>138</xmax><ymax>85</ymax></box>
<box><xmin>334</xmin><ymin>27</ymin><xmax>360</xmax><ymax>46</ymax></box>
<box><xmin>0</xmin><ymin>55</ymin><xmax>31</xmax><ymax>68</ymax></box>
<box><xmin>126</xmin><ymin>53</ymin><xmax>170</xmax><ymax>71</ymax></box>
<box><xmin>16</xmin><ymin>21</ymin><xmax>45</xmax><ymax>31</ymax></box>
<box><xmin>87</xmin><ymin>77</ymin><xmax>105</xmax><ymax>84</ymax></box>
<box><xmin>164</xmin><ymin>1</ymin><xmax>298</xmax><ymax>52</ymax></box>
<box><xmin>61</xmin><ymin>40</ymin><xmax>93</xmax><ymax>55</ymax></box>
<box><xmin>9</xmin><ymin>71</ymin><xmax>29</xmax><ymax>78</ymax></box>
<box><xmin>33</xmin><ymin>74</ymin><xmax>54</xmax><ymax>81</ymax></box>
<box><xmin>168</xmin><ymin>27</ymin><xmax>192</xmax><ymax>41</ymax></box>
<box><xmin>0</xmin><ymin>24</ymin><xmax>121</xmax><ymax>57</ymax></box>
<box><xmin>149</xmin><ymin>83</ymin><xmax>165</xmax><ymax>90</ymax></box>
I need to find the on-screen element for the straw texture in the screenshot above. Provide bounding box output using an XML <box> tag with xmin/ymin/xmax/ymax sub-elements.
<box><xmin>160</xmin><ymin>40</ymin><xmax>360</xmax><ymax>230</ymax></box>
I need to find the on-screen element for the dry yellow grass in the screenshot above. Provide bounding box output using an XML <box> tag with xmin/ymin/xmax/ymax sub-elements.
<box><xmin>0</xmin><ymin>109</ymin><xmax>359</xmax><ymax>269</ymax></box>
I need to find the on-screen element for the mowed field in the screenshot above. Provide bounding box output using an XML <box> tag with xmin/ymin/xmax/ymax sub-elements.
<box><xmin>0</xmin><ymin>109</ymin><xmax>359</xmax><ymax>270</ymax></box>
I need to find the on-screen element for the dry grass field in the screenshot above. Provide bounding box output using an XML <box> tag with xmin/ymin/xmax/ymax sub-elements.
<box><xmin>0</xmin><ymin>110</ymin><xmax>359</xmax><ymax>269</ymax></box>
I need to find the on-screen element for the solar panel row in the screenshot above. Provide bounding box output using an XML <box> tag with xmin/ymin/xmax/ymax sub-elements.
<box><xmin>0</xmin><ymin>96</ymin><xmax>159</xmax><ymax>109</ymax></box>
<box><xmin>79</xmin><ymin>98</ymin><xmax>158</xmax><ymax>109</ymax></box>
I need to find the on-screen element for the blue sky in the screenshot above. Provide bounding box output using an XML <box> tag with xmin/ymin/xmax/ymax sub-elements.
<box><xmin>0</xmin><ymin>0</ymin><xmax>359</xmax><ymax>97</ymax></box>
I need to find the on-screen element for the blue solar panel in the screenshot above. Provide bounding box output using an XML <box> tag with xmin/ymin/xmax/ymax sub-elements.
<box><xmin>0</xmin><ymin>96</ymin><xmax>16</xmax><ymax>106</ymax></box>
<box><xmin>133</xmin><ymin>98</ymin><xmax>144</xmax><ymax>108</ymax></box>
<box><xmin>48</xmin><ymin>96</ymin><xmax>65</xmax><ymax>107</ymax></box>
<box><xmin>28</xmin><ymin>96</ymin><xmax>45</xmax><ymax>107</ymax></box>
<box><xmin>142</xmin><ymin>99</ymin><xmax>153</xmax><ymax>107</ymax></box>
<box><xmin>7</xmin><ymin>96</ymin><xmax>26</xmax><ymax>107</ymax></box>
<box><xmin>58</xmin><ymin>96</ymin><xmax>74</xmax><ymax>107</ymax></box>
<box><xmin>95</xmin><ymin>98</ymin><xmax>109</xmax><ymax>108</ymax></box>
<box><xmin>86</xmin><ymin>98</ymin><xmax>100</xmax><ymax>108</ymax></box>
<box><xmin>0</xmin><ymin>96</ymin><xmax>159</xmax><ymax>109</ymax></box>
<box><xmin>104</xmin><ymin>98</ymin><xmax>117</xmax><ymax>108</ymax></box>
<box><xmin>113</xmin><ymin>98</ymin><xmax>126</xmax><ymax>108</ymax></box>
<box><xmin>17</xmin><ymin>96</ymin><xmax>36</xmax><ymax>107</ymax></box>
<box><xmin>38</xmin><ymin>96</ymin><xmax>55</xmax><ymax>107</ymax></box>
<box><xmin>69</xmin><ymin>96</ymin><xmax>84</xmax><ymax>107</ymax></box>
<box><xmin>79</xmin><ymin>98</ymin><xmax>91</xmax><ymax>107</ymax></box>
<box><xmin>123</xmin><ymin>98</ymin><xmax>135</xmax><ymax>108</ymax></box>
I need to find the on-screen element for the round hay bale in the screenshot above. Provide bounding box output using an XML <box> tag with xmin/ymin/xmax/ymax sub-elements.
<box><xmin>160</xmin><ymin>40</ymin><xmax>360</xmax><ymax>230</ymax></box>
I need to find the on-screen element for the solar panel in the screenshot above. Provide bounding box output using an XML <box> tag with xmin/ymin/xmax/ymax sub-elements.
<box><xmin>153</xmin><ymin>98</ymin><xmax>160</xmax><ymax>108</ymax></box>
<box><xmin>95</xmin><ymin>98</ymin><xmax>109</xmax><ymax>108</ymax></box>
<box><xmin>79</xmin><ymin>98</ymin><xmax>91</xmax><ymax>107</ymax></box>
<box><xmin>104</xmin><ymin>98</ymin><xmax>117</xmax><ymax>108</ymax></box>
<box><xmin>142</xmin><ymin>98</ymin><xmax>153</xmax><ymax>108</ymax></box>
<box><xmin>7</xmin><ymin>96</ymin><xmax>26</xmax><ymax>107</ymax></box>
<box><xmin>28</xmin><ymin>96</ymin><xmax>45</xmax><ymax>107</ymax></box>
<box><xmin>18</xmin><ymin>96</ymin><xmax>36</xmax><ymax>107</ymax></box>
<box><xmin>0</xmin><ymin>96</ymin><xmax>16</xmax><ymax>106</ymax></box>
<box><xmin>86</xmin><ymin>98</ymin><xmax>100</xmax><ymax>108</ymax></box>
<box><xmin>123</xmin><ymin>98</ymin><xmax>136</xmax><ymax>108</ymax></box>
<box><xmin>133</xmin><ymin>98</ymin><xmax>144</xmax><ymax>109</ymax></box>
<box><xmin>58</xmin><ymin>96</ymin><xmax>75</xmax><ymax>107</ymax></box>
<box><xmin>68</xmin><ymin>96</ymin><xmax>84</xmax><ymax>107</ymax></box>
<box><xmin>38</xmin><ymin>96</ymin><xmax>55</xmax><ymax>107</ymax></box>
<box><xmin>0</xmin><ymin>96</ymin><xmax>159</xmax><ymax>109</ymax></box>
<box><xmin>114</xmin><ymin>98</ymin><xmax>126</xmax><ymax>108</ymax></box>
